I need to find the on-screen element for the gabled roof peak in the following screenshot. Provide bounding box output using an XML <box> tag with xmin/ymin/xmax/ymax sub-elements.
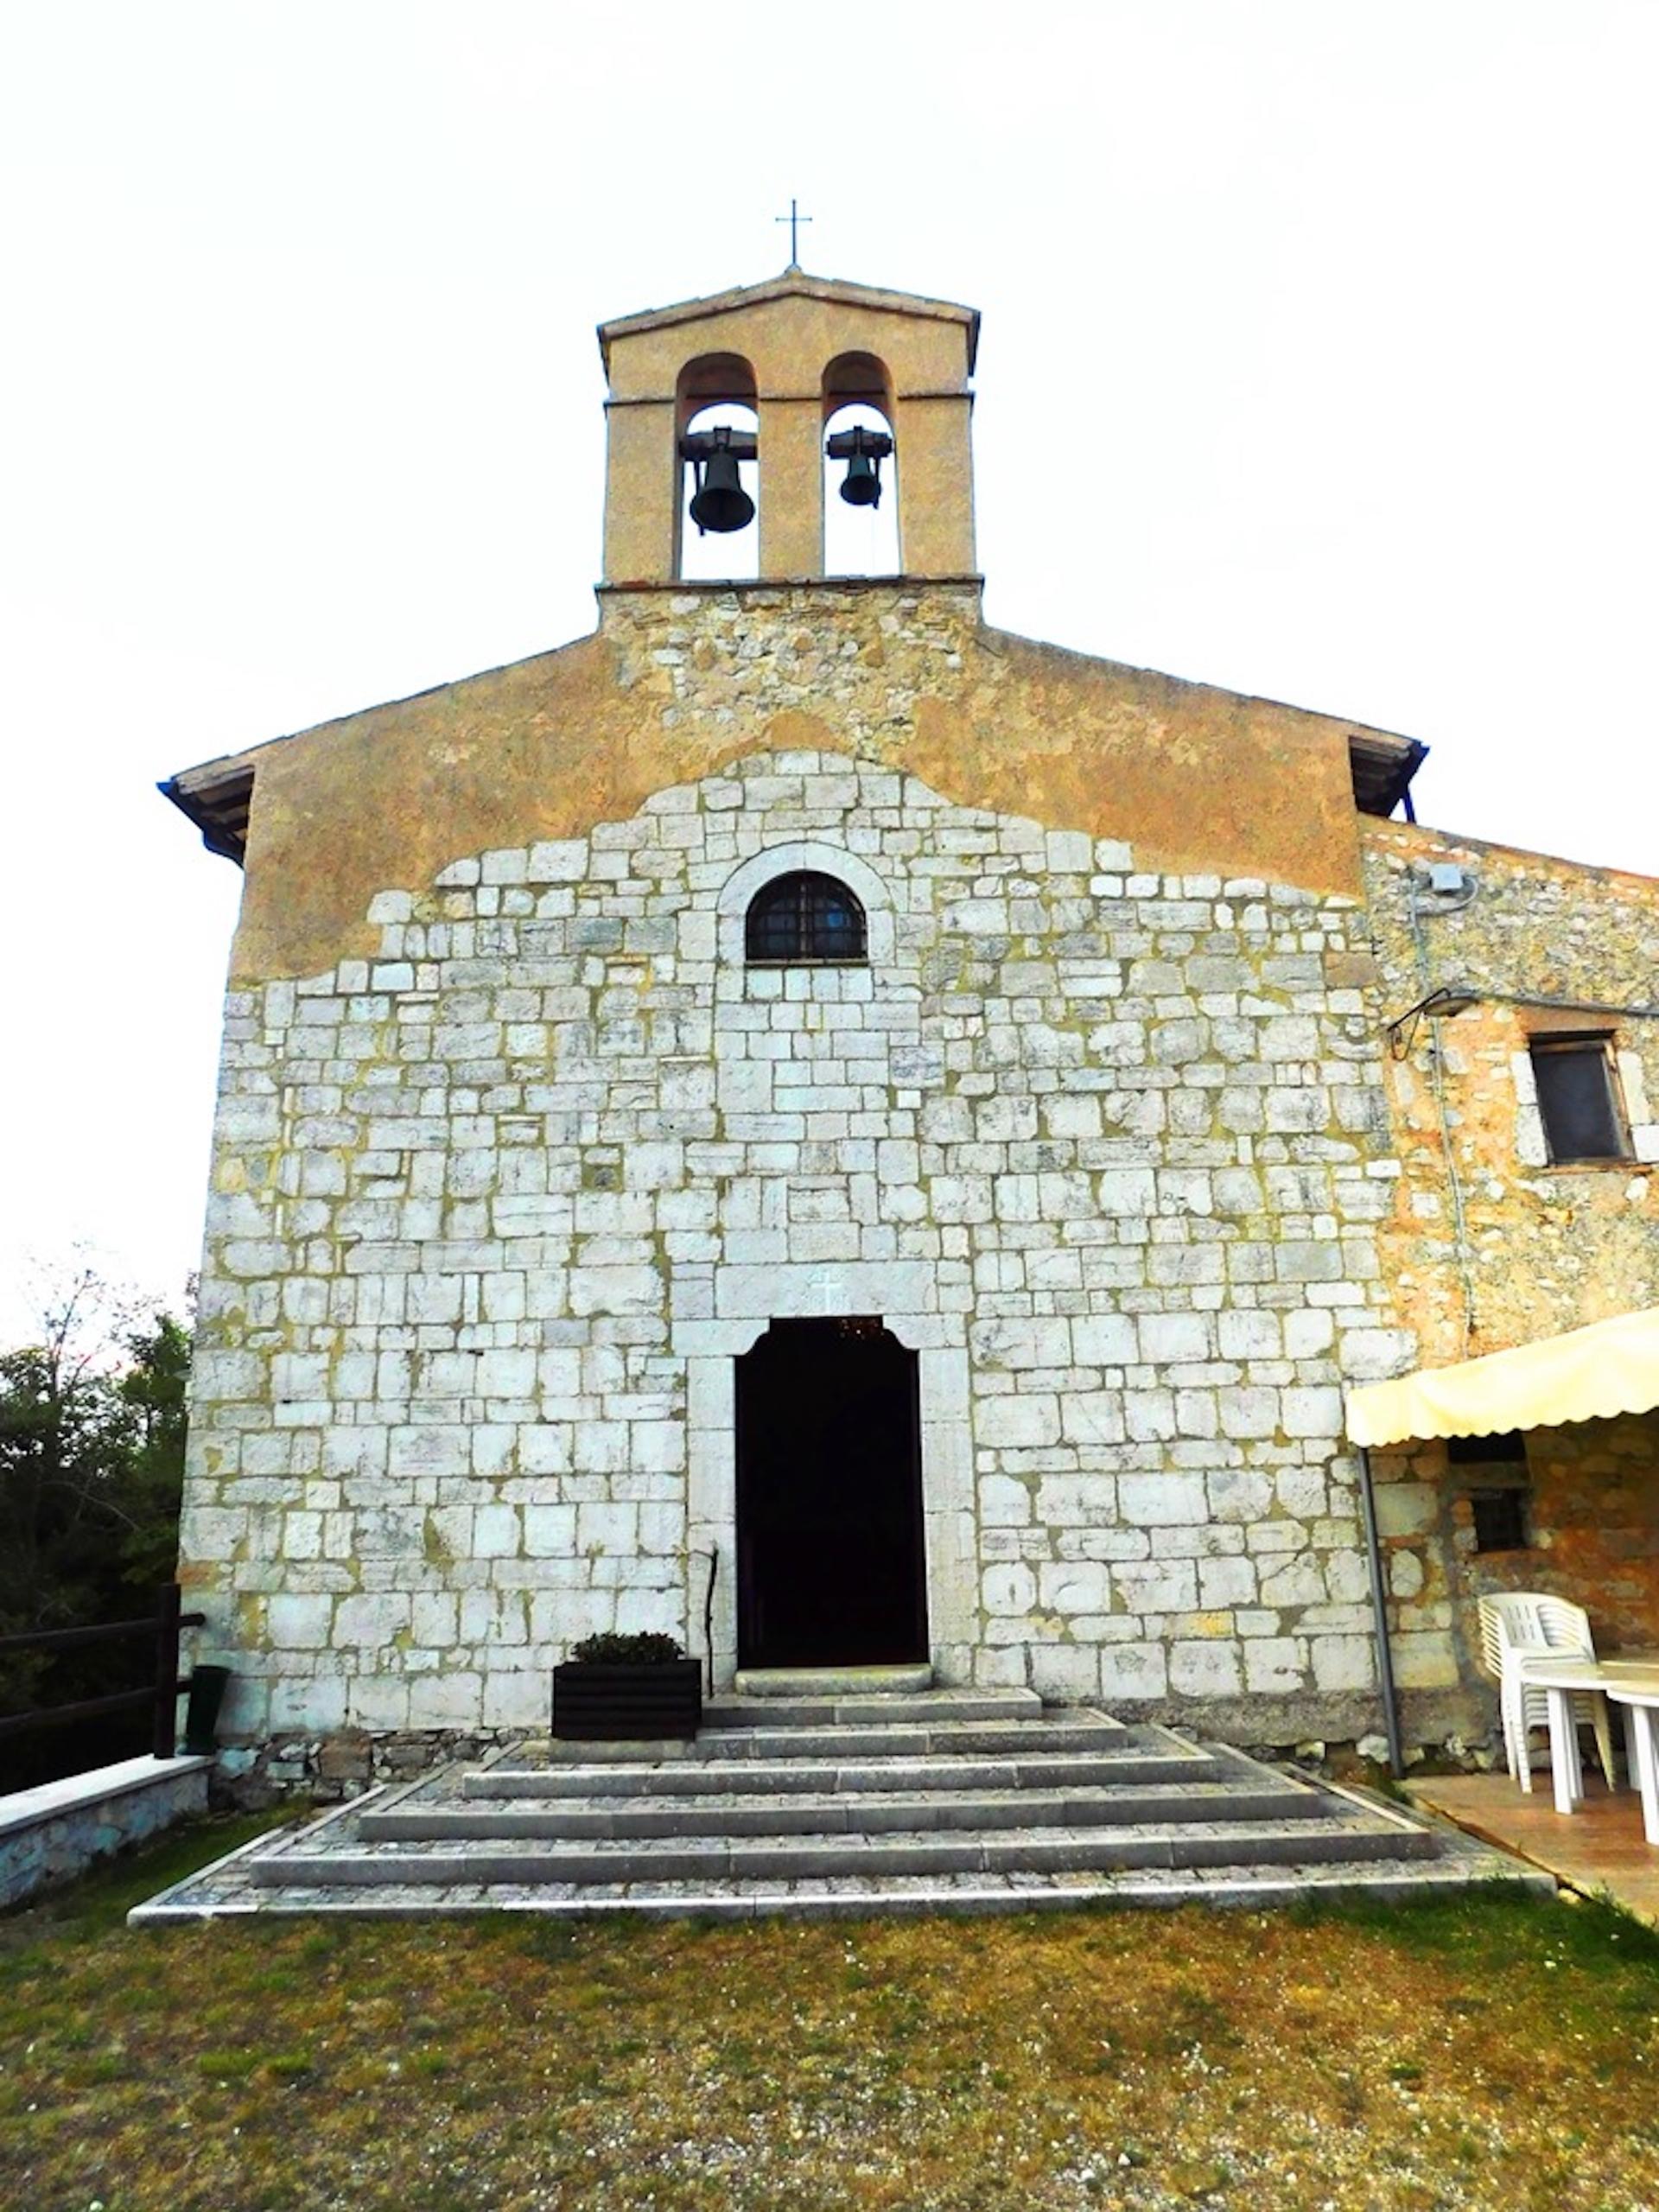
<box><xmin>598</xmin><ymin>268</ymin><xmax>980</xmax><ymax>375</ymax></box>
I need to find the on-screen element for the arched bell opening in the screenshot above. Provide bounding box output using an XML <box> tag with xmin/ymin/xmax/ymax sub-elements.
<box><xmin>677</xmin><ymin>353</ymin><xmax>759</xmax><ymax>582</ymax></box>
<box><xmin>822</xmin><ymin>353</ymin><xmax>899</xmax><ymax>578</ymax></box>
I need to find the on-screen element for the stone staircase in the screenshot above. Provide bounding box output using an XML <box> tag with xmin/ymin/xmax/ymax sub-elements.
<box><xmin>130</xmin><ymin>1685</ymin><xmax>1542</xmax><ymax>1924</ymax></box>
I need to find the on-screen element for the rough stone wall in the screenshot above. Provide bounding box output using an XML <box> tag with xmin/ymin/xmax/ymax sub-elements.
<box><xmin>181</xmin><ymin>747</ymin><xmax>1410</xmax><ymax>1758</ymax></box>
<box><xmin>1369</xmin><ymin>1412</ymin><xmax>1659</xmax><ymax>1744</ymax></box>
<box><xmin>1363</xmin><ymin>822</ymin><xmax>1659</xmax><ymax>1367</ymax></box>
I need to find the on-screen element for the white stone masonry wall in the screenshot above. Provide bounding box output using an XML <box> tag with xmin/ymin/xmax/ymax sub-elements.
<box><xmin>182</xmin><ymin>751</ymin><xmax>1414</xmax><ymax>1746</ymax></box>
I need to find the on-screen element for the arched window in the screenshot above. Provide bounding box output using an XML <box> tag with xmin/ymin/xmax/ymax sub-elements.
<box><xmin>745</xmin><ymin>872</ymin><xmax>868</xmax><ymax>963</ymax></box>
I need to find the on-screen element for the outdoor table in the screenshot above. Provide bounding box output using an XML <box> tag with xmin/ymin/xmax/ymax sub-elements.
<box><xmin>1515</xmin><ymin>1655</ymin><xmax>1659</xmax><ymax>1824</ymax></box>
<box><xmin>1600</xmin><ymin>1669</ymin><xmax>1659</xmax><ymax>1846</ymax></box>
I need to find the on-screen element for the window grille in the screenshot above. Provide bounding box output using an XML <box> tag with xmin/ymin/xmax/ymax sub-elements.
<box><xmin>1530</xmin><ymin>1035</ymin><xmax>1629</xmax><ymax>1163</ymax></box>
<box><xmin>745</xmin><ymin>873</ymin><xmax>868</xmax><ymax>963</ymax></box>
<box><xmin>1470</xmin><ymin>1488</ymin><xmax>1529</xmax><ymax>1554</ymax></box>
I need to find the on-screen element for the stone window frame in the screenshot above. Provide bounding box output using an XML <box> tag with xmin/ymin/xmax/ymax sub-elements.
<box><xmin>1512</xmin><ymin>1031</ymin><xmax>1657</xmax><ymax>1169</ymax></box>
<box><xmin>716</xmin><ymin>842</ymin><xmax>896</xmax><ymax>969</ymax></box>
<box><xmin>674</xmin><ymin>1269</ymin><xmax>975</xmax><ymax>1692</ymax></box>
<box><xmin>1525</xmin><ymin>1032</ymin><xmax>1632</xmax><ymax>1166</ymax></box>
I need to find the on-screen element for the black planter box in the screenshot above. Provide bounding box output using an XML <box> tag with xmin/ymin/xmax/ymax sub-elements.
<box><xmin>552</xmin><ymin>1659</ymin><xmax>702</xmax><ymax>1741</ymax></box>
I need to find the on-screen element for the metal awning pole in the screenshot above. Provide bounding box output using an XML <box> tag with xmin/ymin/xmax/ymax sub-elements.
<box><xmin>1356</xmin><ymin>1446</ymin><xmax>1404</xmax><ymax>1779</ymax></box>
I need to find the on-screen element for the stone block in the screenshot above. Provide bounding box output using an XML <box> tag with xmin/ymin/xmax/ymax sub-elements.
<box><xmin>266</xmin><ymin>1593</ymin><xmax>334</xmax><ymax>1649</ymax></box>
<box><xmin>1217</xmin><ymin>1387</ymin><xmax>1280</xmax><ymax>1440</ymax></box>
<box><xmin>1116</xmin><ymin>1559</ymin><xmax>1198</xmax><ymax>1613</ymax></box>
<box><xmin>1059</xmin><ymin>1394</ymin><xmax>1127</xmax><ymax>1446</ymax></box>
<box><xmin>1117</xmin><ymin>1471</ymin><xmax>1207</xmax><ymax>1527</ymax></box>
<box><xmin>1097</xmin><ymin>1168</ymin><xmax>1156</xmax><ymax>1217</ymax></box>
<box><xmin>1137</xmin><ymin>1313</ymin><xmax>1211</xmax><ymax>1363</ymax></box>
<box><xmin>1098</xmin><ymin>1640</ymin><xmax>1168</xmax><ymax>1700</ymax></box>
<box><xmin>1168</xmin><ymin>1641</ymin><xmax>1242</xmax><ymax>1698</ymax></box>
<box><xmin>1071</xmin><ymin>1313</ymin><xmax>1137</xmax><ymax>1365</ymax></box>
<box><xmin>408</xmin><ymin>1672</ymin><xmax>485</xmax><ymax>1727</ymax></box>
<box><xmin>976</xmin><ymin>1395</ymin><xmax>1060</xmax><ymax>1449</ymax></box>
<box><xmin>1123</xmin><ymin>1390</ymin><xmax>1177</xmax><ymax>1442</ymax></box>
<box><xmin>1284</xmin><ymin>1308</ymin><xmax>1336</xmax><ymax>1357</ymax></box>
<box><xmin>315</xmin><ymin>1728</ymin><xmax>374</xmax><ymax>1783</ymax></box>
<box><xmin>474</xmin><ymin>1504</ymin><xmax>521</xmax><ymax>1559</ymax></box>
<box><xmin>1207</xmin><ymin>1468</ymin><xmax>1274</xmax><ymax>1522</ymax></box>
<box><xmin>1038</xmin><ymin>1561</ymin><xmax>1111</xmax><ymax>1614</ymax></box>
<box><xmin>1312</xmin><ymin>1635</ymin><xmax>1376</xmax><ymax>1692</ymax></box>
<box><xmin>1198</xmin><ymin>1556</ymin><xmax>1258</xmax><ymax>1608</ymax></box>
<box><xmin>982</xmin><ymin>1561</ymin><xmax>1037</xmax><ymax>1616</ymax></box>
<box><xmin>1281</xmin><ymin>1386</ymin><xmax>1344</xmax><ymax>1438</ymax></box>
<box><xmin>1374</xmin><ymin>1482</ymin><xmax>1439</xmax><ymax>1538</ymax></box>
<box><xmin>979</xmin><ymin>1475</ymin><xmax>1033</xmax><ymax>1526</ymax></box>
<box><xmin>1243</xmin><ymin>1637</ymin><xmax>1306</xmax><ymax>1694</ymax></box>
<box><xmin>1257</xmin><ymin>1553</ymin><xmax>1328</xmax><ymax>1608</ymax></box>
<box><xmin>970</xmin><ymin>1315</ymin><xmax>1072</xmax><ymax>1370</ymax></box>
<box><xmin>334</xmin><ymin>1592</ymin><xmax>411</xmax><ymax>1649</ymax></box>
<box><xmin>1028</xmin><ymin>1643</ymin><xmax>1101</xmax><ymax>1700</ymax></box>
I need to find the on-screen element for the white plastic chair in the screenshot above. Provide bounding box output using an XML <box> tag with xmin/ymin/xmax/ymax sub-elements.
<box><xmin>1477</xmin><ymin>1592</ymin><xmax>1617</xmax><ymax>1794</ymax></box>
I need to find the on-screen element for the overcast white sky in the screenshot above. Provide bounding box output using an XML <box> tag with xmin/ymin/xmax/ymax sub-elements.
<box><xmin>2</xmin><ymin>2</ymin><xmax>1655</xmax><ymax>1342</ymax></box>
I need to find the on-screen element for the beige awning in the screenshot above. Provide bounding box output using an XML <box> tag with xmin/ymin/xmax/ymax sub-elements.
<box><xmin>1345</xmin><ymin>1307</ymin><xmax>1659</xmax><ymax>1449</ymax></box>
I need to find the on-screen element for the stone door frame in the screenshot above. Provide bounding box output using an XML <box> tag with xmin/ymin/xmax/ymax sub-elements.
<box><xmin>676</xmin><ymin>1261</ymin><xmax>976</xmax><ymax>1689</ymax></box>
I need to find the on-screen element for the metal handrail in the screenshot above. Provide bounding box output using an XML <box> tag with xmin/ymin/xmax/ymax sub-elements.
<box><xmin>702</xmin><ymin>1548</ymin><xmax>720</xmax><ymax>1699</ymax></box>
<box><xmin>0</xmin><ymin>1586</ymin><xmax>207</xmax><ymax>1761</ymax></box>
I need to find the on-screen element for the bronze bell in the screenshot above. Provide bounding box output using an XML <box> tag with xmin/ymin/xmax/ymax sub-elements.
<box><xmin>686</xmin><ymin>429</ymin><xmax>755</xmax><ymax>535</ymax></box>
<box><xmin>826</xmin><ymin>423</ymin><xmax>893</xmax><ymax>509</ymax></box>
<box><xmin>840</xmin><ymin>444</ymin><xmax>880</xmax><ymax>507</ymax></box>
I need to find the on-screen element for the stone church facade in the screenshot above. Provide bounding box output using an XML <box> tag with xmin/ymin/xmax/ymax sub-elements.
<box><xmin>165</xmin><ymin>270</ymin><xmax>1659</xmax><ymax>1786</ymax></box>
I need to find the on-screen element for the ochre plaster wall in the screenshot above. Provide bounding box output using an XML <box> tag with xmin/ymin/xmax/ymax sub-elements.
<box><xmin>1363</xmin><ymin>822</ymin><xmax>1659</xmax><ymax>1367</ymax></box>
<box><xmin>604</xmin><ymin>293</ymin><xmax>969</xmax><ymax>404</ymax></box>
<box><xmin>226</xmin><ymin>583</ymin><xmax>1372</xmax><ymax>983</ymax></box>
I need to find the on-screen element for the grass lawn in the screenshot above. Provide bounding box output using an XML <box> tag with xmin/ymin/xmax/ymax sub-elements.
<box><xmin>3</xmin><ymin>1818</ymin><xmax>1658</xmax><ymax>2210</ymax></box>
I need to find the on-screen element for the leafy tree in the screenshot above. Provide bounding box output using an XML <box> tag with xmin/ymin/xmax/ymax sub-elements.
<box><xmin>113</xmin><ymin>1311</ymin><xmax>192</xmax><ymax>1594</ymax></box>
<box><xmin>0</xmin><ymin>1269</ymin><xmax>193</xmax><ymax>1768</ymax></box>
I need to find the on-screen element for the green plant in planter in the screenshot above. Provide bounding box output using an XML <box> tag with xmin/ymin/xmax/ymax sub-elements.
<box><xmin>569</xmin><ymin>1631</ymin><xmax>685</xmax><ymax>1666</ymax></box>
<box><xmin>554</xmin><ymin>1631</ymin><xmax>702</xmax><ymax>1739</ymax></box>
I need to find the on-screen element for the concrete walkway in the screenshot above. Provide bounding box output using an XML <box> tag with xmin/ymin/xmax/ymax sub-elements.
<box><xmin>1408</xmin><ymin>1770</ymin><xmax>1659</xmax><ymax>1925</ymax></box>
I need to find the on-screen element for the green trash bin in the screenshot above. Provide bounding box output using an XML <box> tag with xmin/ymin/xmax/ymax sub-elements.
<box><xmin>182</xmin><ymin>1665</ymin><xmax>231</xmax><ymax>1756</ymax></box>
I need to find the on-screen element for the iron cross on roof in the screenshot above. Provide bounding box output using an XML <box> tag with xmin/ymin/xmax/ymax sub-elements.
<box><xmin>775</xmin><ymin>197</ymin><xmax>812</xmax><ymax>268</ymax></box>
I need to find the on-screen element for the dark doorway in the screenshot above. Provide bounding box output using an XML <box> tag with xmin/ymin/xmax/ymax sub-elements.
<box><xmin>734</xmin><ymin>1318</ymin><xmax>927</xmax><ymax>1669</ymax></box>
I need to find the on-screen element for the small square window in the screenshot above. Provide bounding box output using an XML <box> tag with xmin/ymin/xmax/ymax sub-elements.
<box><xmin>1529</xmin><ymin>1035</ymin><xmax>1630</xmax><ymax>1164</ymax></box>
<box><xmin>1470</xmin><ymin>1488</ymin><xmax>1529</xmax><ymax>1553</ymax></box>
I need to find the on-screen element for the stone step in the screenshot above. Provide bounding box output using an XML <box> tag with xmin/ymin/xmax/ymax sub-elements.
<box><xmin>125</xmin><ymin>1703</ymin><xmax>1544</xmax><ymax>1927</ymax></box>
<box><xmin>465</xmin><ymin>1741</ymin><xmax>1223</xmax><ymax>1802</ymax></box>
<box><xmin>541</xmin><ymin>1714</ymin><xmax>1135</xmax><ymax>1764</ymax></box>
<box><xmin>143</xmin><ymin>1849</ymin><xmax>1557</xmax><ymax>1920</ymax></box>
<box><xmin>701</xmin><ymin>1688</ymin><xmax>1039</xmax><ymax>1730</ymax></box>
<box><xmin>362</xmin><ymin>1777</ymin><xmax>1332</xmax><ymax>1844</ymax></box>
<box><xmin>252</xmin><ymin>1808</ymin><xmax>1440</xmax><ymax>1891</ymax></box>
<box><xmin>732</xmin><ymin>1665</ymin><xmax>935</xmax><ymax>1698</ymax></box>
<box><xmin>135</xmin><ymin>1848</ymin><xmax>1548</xmax><ymax>1925</ymax></box>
